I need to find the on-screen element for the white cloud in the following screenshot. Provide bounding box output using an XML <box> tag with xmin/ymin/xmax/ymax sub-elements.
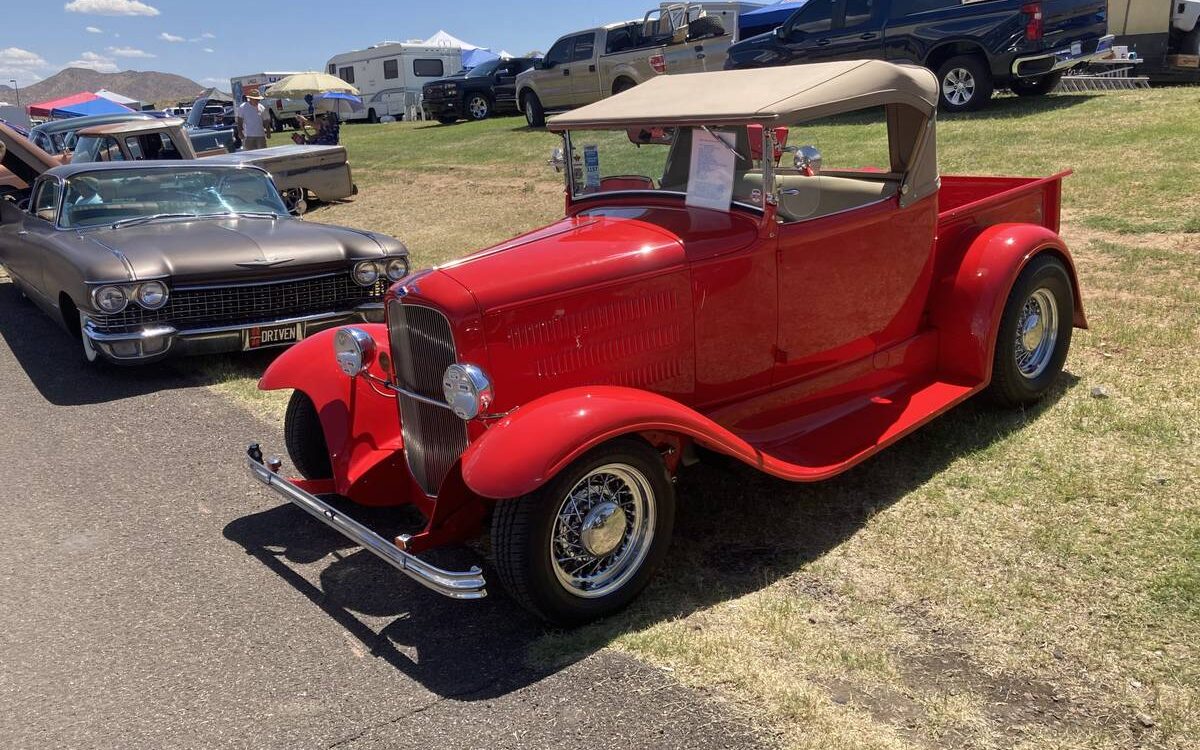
<box><xmin>86</xmin><ymin>26</ymin><xmax>103</xmax><ymax>33</ymax></box>
<box><xmin>201</xmin><ymin>32</ymin><xmax>215</xmax><ymax>39</ymax></box>
<box><xmin>202</xmin><ymin>48</ymin><xmax>214</xmax><ymax>53</ymax></box>
<box><xmin>159</xmin><ymin>32</ymin><xmax>185</xmax><ymax>42</ymax></box>
<box><xmin>66</xmin><ymin>51</ymin><xmax>119</xmax><ymax>73</ymax></box>
<box><xmin>107</xmin><ymin>46</ymin><xmax>155</xmax><ymax>58</ymax></box>
<box><xmin>0</xmin><ymin>47</ymin><xmax>51</xmax><ymax>83</ymax></box>
<box><xmin>64</xmin><ymin>0</ymin><xmax>160</xmax><ymax>16</ymax></box>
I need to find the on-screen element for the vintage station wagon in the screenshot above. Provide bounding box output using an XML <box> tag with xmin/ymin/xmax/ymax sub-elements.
<box><xmin>246</xmin><ymin>60</ymin><xmax>1085</xmax><ymax>625</ymax></box>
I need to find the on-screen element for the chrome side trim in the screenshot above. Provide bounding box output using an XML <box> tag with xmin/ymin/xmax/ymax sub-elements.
<box><xmin>1011</xmin><ymin>34</ymin><xmax>1115</xmax><ymax>77</ymax></box>
<box><xmin>245</xmin><ymin>445</ymin><xmax>486</xmax><ymax>600</ymax></box>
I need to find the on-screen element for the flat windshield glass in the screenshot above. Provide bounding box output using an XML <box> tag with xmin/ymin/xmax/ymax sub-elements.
<box><xmin>466</xmin><ymin>60</ymin><xmax>501</xmax><ymax>78</ymax></box>
<box><xmin>59</xmin><ymin>168</ymin><xmax>287</xmax><ymax>229</ymax></box>
<box><xmin>566</xmin><ymin>126</ymin><xmax>768</xmax><ymax>211</ymax></box>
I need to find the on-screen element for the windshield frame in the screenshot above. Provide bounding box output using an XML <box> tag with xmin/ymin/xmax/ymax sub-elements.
<box><xmin>55</xmin><ymin>165</ymin><xmax>287</xmax><ymax>230</ymax></box>
<box><xmin>562</xmin><ymin>125</ymin><xmax>773</xmax><ymax>215</ymax></box>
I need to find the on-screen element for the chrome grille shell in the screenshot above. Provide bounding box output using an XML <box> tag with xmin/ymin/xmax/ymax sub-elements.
<box><xmin>387</xmin><ymin>299</ymin><xmax>468</xmax><ymax>497</ymax></box>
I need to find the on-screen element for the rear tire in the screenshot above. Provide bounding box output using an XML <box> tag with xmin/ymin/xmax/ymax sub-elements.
<box><xmin>285</xmin><ymin>391</ymin><xmax>333</xmax><ymax>479</ymax></box>
<box><xmin>612</xmin><ymin>78</ymin><xmax>636</xmax><ymax>95</ymax></box>
<box><xmin>986</xmin><ymin>254</ymin><xmax>1074</xmax><ymax>408</ymax></box>
<box><xmin>936</xmin><ymin>55</ymin><xmax>994</xmax><ymax>112</ymax></box>
<box><xmin>491</xmin><ymin>438</ymin><xmax>675</xmax><ymax>626</ymax></box>
<box><xmin>1010</xmin><ymin>71</ymin><xmax>1063</xmax><ymax>96</ymax></box>
<box><xmin>523</xmin><ymin>92</ymin><xmax>545</xmax><ymax>128</ymax></box>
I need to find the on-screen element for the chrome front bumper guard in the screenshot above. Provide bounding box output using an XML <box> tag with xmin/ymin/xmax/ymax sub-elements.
<box><xmin>245</xmin><ymin>444</ymin><xmax>487</xmax><ymax>600</ymax></box>
<box><xmin>1012</xmin><ymin>34</ymin><xmax>1115</xmax><ymax>77</ymax></box>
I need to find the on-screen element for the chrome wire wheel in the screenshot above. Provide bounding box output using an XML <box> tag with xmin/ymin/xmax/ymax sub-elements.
<box><xmin>942</xmin><ymin>67</ymin><xmax>976</xmax><ymax>106</ymax></box>
<box><xmin>549</xmin><ymin>463</ymin><xmax>656</xmax><ymax>599</ymax></box>
<box><xmin>467</xmin><ymin>95</ymin><xmax>489</xmax><ymax>120</ymax></box>
<box><xmin>1014</xmin><ymin>287</ymin><xmax>1059</xmax><ymax>379</ymax></box>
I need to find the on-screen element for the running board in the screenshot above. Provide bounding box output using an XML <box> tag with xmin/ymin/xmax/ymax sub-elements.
<box><xmin>245</xmin><ymin>444</ymin><xmax>487</xmax><ymax>600</ymax></box>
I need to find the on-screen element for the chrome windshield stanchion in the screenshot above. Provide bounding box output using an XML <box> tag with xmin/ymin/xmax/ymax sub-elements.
<box><xmin>245</xmin><ymin>444</ymin><xmax>487</xmax><ymax>600</ymax></box>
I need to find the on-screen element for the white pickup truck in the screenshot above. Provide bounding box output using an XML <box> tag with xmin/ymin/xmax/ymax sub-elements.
<box><xmin>516</xmin><ymin>1</ymin><xmax>760</xmax><ymax>126</ymax></box>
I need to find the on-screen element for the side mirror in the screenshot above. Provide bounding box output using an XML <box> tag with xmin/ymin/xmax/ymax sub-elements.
<box><xmin>548</xmin><ymin>146</ymin><xmax>565</xmax><ymax>173</ymax></box>
<box><xmin>793</xmin><ymin>145</ymin><xmax>822</xmax><ymax>174</ymax></box>
<box><xmin>775</xmin><ymin>25</ymin><xmax>788</xmax><ymax>38</ymax></box>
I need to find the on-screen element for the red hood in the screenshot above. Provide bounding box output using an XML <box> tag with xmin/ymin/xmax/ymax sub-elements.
<box><xmin>436</xmin><ymin>205</ymin><xmax>758</xmax><ymax>312</ymax></box>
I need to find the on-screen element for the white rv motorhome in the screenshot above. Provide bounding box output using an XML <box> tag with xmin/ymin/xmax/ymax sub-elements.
<box><xmin>325</xmin><ymin>43</ymin><xmax>463</xmax><ymax>122</ymax></box>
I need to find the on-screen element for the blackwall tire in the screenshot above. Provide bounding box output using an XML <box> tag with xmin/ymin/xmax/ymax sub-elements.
<box><xmin>523</xmin><ymin>92</ymin><xmax>545</xmax><ymax>128</ymax></box>
<box><xmin>986</xmin><ymin>254</ymin><xmax>1074</xmax><ymax>408</ymax></box>
<box><xmin>936</xmin><ymin>55</ymin><xmax>994</xmax><ymax>112</ymax></box>
<box><xmin>285</xmin><ymin>391</ymin><xmax>333</xmax><ymax>479</ymax></box>
<box><xmin>491</xmin><ymin>438</ymin><xmax>675</xmax><ymax>626</ymax></box>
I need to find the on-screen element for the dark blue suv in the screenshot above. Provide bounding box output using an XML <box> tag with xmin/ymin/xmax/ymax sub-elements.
<box><xmin>725</xmin><ymin>0</ymin><xmax>1112</xmax><ymax>111</ymax></box>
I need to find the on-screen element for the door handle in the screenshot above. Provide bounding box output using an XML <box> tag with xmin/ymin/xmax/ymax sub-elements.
<box><xmin>860</xmin><ymin>33</ymin><xmax>878</xmax><ymax>40</ymax></box>
<box><xmin>563</xmin><ymin>68</ymin><xmax>570</xmax><ymax>76</ymax></box>
<box><xmin>815</xmin><ymin>38</ymin><xmax>831</xmax><ymax>46</ymax></box>
<box><xmin>589</xmin><ymin>64</ymin><xmax>596</xmax><ymax>72</ymax></box>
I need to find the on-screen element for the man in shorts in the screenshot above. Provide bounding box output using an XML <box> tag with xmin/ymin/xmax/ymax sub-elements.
<box><xmin>236</xmin><ymin>91</ymin><xmax>270</xmax><ymax>150</ymax></box>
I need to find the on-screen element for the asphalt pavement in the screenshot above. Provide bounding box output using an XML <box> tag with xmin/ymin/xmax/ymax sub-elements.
<box><xmin>0</xmin><ymin>280</ymin><xmax>764</xmax><ymax>750</ymax></box>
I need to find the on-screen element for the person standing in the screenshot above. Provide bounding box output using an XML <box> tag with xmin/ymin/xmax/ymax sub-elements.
<box><xmin>236</xmin><ymin>92</ymin><xmax>270</xmax><ymax>151</ymax></box>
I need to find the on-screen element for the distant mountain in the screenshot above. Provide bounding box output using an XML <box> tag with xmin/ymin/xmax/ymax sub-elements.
<box><xmin>0</xmin><ymin>68</ymin><xmax>206</xmax><ymax>107</ymax></box>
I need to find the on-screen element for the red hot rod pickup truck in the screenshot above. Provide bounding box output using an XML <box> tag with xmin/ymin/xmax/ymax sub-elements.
<box><xmin>247</xmin><ymin>60</ymin><xmax>1085</xmax><ymax>625</ymax></box>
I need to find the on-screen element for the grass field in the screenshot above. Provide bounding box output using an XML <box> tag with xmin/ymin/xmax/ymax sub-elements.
<box><xmin>206</xmin><ymin>89</ymin><xmax>1198</xmax><ymax>749</ymax></box>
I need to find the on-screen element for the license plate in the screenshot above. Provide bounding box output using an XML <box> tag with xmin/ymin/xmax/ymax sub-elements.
<box><xmin>1071</xmin><ymin>42</ymin><xmax>1082</xmax><ymax>56</ymax></box>
<box><xmin>245</xmin><ymin>322</ymin><xmax>302</xmax><ymax>350</ymax></box>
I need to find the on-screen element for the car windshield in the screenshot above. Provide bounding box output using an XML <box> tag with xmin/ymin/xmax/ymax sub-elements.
<box><xmin>58</xmin><ymin>167</ymin><xmax>287</xmax><ymax>229</ymax></box>
<box><xmin>466</xmin><ymin>60</ymin><xmax>501</xmax><ymax>78</ymax></box>
<box><xmin>564</xmin><ymin>125</ymin><xmax>770</xmax><ymax>210</ymax></box>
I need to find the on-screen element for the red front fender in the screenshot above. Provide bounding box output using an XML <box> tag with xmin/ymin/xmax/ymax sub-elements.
<box><xmin>931</xmin><ymin>223</ymin><xmax>1087</xmax><ymax>384</ymax></box>
<box><xmin>460</xmin><ymin>386</ymin><xmax>769</xmax><ymax>500</ymax></box>
<box><xmin>259</xmin><ymin>324</ymin><xmax>416</xmax><ymax>508</ymax></box>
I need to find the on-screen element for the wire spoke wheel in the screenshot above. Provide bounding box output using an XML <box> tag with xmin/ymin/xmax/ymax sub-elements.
<box><xmin>549</xmin><ymin>464</ymin><xmax>656</xmax><ymax>598</ymax></box>
<box><xmin>1013</xmin><ymin>287</ymin><xmax>1059</xmax><ymax>379</ymax></box>
<box><xmin>942</xmin><ymin>67</ymin><xmax>976</xmax><ymax>106</ymax></box>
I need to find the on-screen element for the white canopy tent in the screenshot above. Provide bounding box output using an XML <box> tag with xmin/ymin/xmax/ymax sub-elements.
<box><xmin>423</xmin><ymin>30</ymin><xmax>478</xmax><ymax>49</ymax></box>
<box><xmin>95</xmin><ymin>89</ymin><xmax>140</xmax><ymax>107</ymax></box>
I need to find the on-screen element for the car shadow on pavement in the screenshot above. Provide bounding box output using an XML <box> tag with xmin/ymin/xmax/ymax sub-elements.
<box><xmin>223</xmin><ymin>373</ymin><xmax>1078</xmax><ymax>700</ymax></box>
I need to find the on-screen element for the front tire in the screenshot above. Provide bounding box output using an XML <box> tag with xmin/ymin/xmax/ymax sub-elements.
<box><xmin>466</xmin><ymin>93</ymin><xmax>491</xmax><ymax>121</ymax></box>
<box><xmin>1010</xmin><ymin>72</ymin><xmax>1063</xmax><ymax>96</ymax></box>
<box><xmin>986</xmin><ymin>254</ymin><xmax>1074</xmax><ymax>407</ymax></box>
<box><xmin>285</xmin><ymin>391</ymin><xmax>333</xmax><ymax>479</ymax></box>
<box><xmin>491</xmin><ymin>438</ymin><xmax>675</xmax><ymax>625</ymax></box>
<box><xmin>936</xmin><ymin>55</ymin><xmax>994</xmax><ymax>112</ymax></box>
<box><xmin>522</xmin><ymin>92</ymin><xmax>545</xmax><ymax>128</ymax></box>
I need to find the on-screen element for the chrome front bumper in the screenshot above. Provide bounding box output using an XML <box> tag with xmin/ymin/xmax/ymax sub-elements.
<box><xmin>84</xmin><ymin>305</ymin><xmax>383</xmax><ymax>362</ymax></box>
<box><xmin>245</xmin><ymin>444</ymin><xmax>487</xmax><ymax>600</ymax></box>
<box><xmin>1012</xmin><ymin>34</ymin><xmax>1115</xmax><ymax>77</ymax></box>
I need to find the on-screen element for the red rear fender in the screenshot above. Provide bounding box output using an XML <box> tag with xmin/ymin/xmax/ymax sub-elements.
<box><xmin>259</xmin><ymin>325</ymin><xmax>414</xmax><ymax>508</ymax></box>
<box><xmin>930</xmin><ymin>223</ymin><xmax>1086</xmax><ymax>384</ymax></box>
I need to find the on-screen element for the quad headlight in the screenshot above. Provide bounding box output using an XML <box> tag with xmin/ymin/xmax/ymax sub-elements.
<box><xmin>333</xmin><ymin>327</ymin><xmax>376</xmax><ymax>377</ymax></box>
<box><xmin>442</xmin><ymin>363</ymin><xmax>493</xmax><ymax>420</ymax></box>
<box><xmin>352</xmin><ymin>260</ymin><xmax>380</xmax><ymax>286</ymax></box>
<box><xmin>135</xmin><ymin>280</ymin><xmax>169</xmax><ymax>310</ymax></box>
<box><xmin>92</xmin><ymin>285</ymin><xmax>128</xmax><ymax>314</ymax></box>
<box><xmin>384</xmin><ymin>257</ymin><xmax>409</xmax><ymax>282</ymax></box>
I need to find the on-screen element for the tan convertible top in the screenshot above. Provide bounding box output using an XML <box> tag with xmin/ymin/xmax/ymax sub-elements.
<box><xmin>547</xmin><ymin>60</ymin><xmax>938</xmax><ymax>129</ymax></box>
<box><xmin>549</xmin><ymin>60</ymin><xmax>940</xmax><ymax>208</ymax></box>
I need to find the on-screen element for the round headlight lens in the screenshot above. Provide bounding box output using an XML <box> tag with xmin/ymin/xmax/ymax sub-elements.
<box><xmin>136</xmin><ymin>280</ymin><xmax>169</xmax><ymax>310</ymax></box>
<box><xmin>333</xmin><ymin>327</ymin><xmax>376</xmax><ymax>377</ymax></box>
<box><xmin>352</xmin><ymin>261</ymin><xmax>380</xmax><ymax>287</ymax></box>
<box><xmin>384</xmin><ymin>257</ymin><xmax>409</xmax><ymax>282</ymax></box>
<box><xmin>93</xmin><ymin>285</ymin><xmax>128</xmax><ymax>314</ymax></box>
<box><xmin>442</xmin><ymin>363</ymin><xmax>493</xmax><ymax>420</ymax></box>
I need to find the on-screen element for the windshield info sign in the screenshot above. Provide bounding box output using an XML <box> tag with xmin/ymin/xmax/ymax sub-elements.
<box><xmin>686</xmin><ymin>129</ymin><xmax>735</xmax><ymax>212</ymax></box>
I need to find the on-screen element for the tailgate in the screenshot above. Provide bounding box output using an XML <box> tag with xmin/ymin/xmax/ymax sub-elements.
<box><xmin>1041</xmin><ymin>0</ymin><xmax>1109</xmax><ymax>48</ymax></box>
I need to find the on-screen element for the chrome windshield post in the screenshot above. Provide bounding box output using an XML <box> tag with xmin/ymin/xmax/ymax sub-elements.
<box><xmin>762</xmin><ymin>124</ymin><xmax>777</xmax><ymax>214</ymax></box>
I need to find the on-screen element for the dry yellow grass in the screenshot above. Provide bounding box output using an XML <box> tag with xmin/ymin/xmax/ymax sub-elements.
<box><xmin>201</xmin><ymin>91</ymin><xmax>1199</xmax><ymax>749</ymax></box>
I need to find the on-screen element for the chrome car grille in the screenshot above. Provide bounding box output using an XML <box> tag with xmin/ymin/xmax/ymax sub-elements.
<box><xmin>90</xmin><ymin>273</ymin><xmax>388</xmax><ymax>333</ymax></box>
<box><xmin>387</xmin><ymin>299</ymin><xmax>468</xmax><ymax>497</ymax></box>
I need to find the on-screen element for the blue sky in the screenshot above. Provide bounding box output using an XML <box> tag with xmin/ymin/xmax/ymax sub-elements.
<box><xmin>0</xmin><ymin>0</ymin><xmax>668</xmax><ymax>92</ymax></box>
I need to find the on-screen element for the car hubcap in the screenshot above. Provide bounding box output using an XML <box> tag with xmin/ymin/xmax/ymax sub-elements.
<box><xmin>469</xmin><ymin>97</ymin><xmax>488</xmax><ymax>119</ymax></box>
<box><xmin>550</xmin><ymin>464</ymin><xmax>655</xmax><ymax>598</ymax></box>
<box><xmin>943</xmin><ymin>68</ymin><xmax>975</xmax><ymax>106</ymax></box>
<box><xmin>1014</xmin><ymin>287</ymin><xmax>1059</xmax><ymax>379</ymax></box>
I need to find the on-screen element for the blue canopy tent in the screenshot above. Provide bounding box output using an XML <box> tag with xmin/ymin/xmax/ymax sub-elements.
<box><xmin>738</xmin><ymin>0</ymin><xmax>808</xmax><ymax>38</ymax></box>
<box><xmin>50</xmin><ymin>96</ymin><xmax>133</xmax><ymax>119</ymax></box>
<box><xmin>461</xmin><ymin>47</ymin><xmax>500</xmax><ymax>69</ymax></box>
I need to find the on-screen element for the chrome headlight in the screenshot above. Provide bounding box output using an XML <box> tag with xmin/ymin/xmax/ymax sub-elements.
<box><xmin>135</xmin><ymin>280</ymin><xmax>169</xmax><ymax>310</ymax></box>
<box><xmin>384</xmin><ymin>256</ymin><xmax>409</xmax><ymax>282</ymax></box>
<box><xmin>442</xmin><ymin>363</ymin><xmax>493</xmax><ymax>420</ymax></box>
<box><xmin>333</xmin><ymin>327</ymin><xmax>376</xmax><ymax>377</ymax></box>
<box><xmin>92</xmin><ymin>285</ymin><xmax>128</xmax><ymax>314</ymax></box>
<box><xmin>352</xmin><ymin>260</ymin><xmax>380</xmax><ymax>286</ymax></box>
